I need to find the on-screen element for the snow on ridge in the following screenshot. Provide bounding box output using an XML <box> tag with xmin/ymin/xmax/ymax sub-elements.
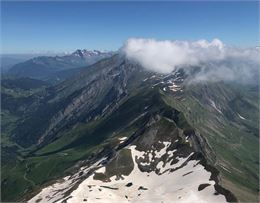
<box><xmin>28</xmin><ymin>139</ymin><xmax>227</xmax><ymax>203</ymax></box>
<box><xmin>28</xmin><ymin>144</ymin><xmax>227</xmax><ymax>203</ymax></box>
<box><xmin>168</xmin><ymin>82</ymin><xmax>182</xmax><ymax>92</ymax></box>
<box><xmin>28</xmin><ymin>157</ymin><xmax>108</xmax><ymax>203</ymax></box>
<box><xmin>62</xmin><ymin>145</ymin><xmax>226</xmax><ymax>203</ymax></box>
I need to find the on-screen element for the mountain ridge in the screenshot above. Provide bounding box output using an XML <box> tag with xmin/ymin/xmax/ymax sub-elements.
<box><xmin>1</xmin><ymin>54</ymin><xmax>259</xmax><ymax>202</ymax></box>
<box><xmin>6</xmin><ymin>49</ymin><xmax>115</xmax><ymax>82</ymax></box>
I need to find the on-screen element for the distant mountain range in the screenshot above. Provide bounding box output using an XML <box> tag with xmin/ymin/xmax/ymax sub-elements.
<box><xmin>5</xmin><ymin>49</ymin><xmax>114</xmax><ymax>83</ymax></box>
<box><xmin>1</xmin><ymin>54</ymin><xmax>42</xmax><ymax>73</ymax></box>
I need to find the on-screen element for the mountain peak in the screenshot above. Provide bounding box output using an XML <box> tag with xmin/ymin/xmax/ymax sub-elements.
<box><xmin>72</xmin><ymin>49</ymin><xmax>107</xmax><ymax>57</ymax></box>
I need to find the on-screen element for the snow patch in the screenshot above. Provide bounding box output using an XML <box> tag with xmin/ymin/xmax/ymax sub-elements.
<box><xmin>237</xmin><ymin>113</ymin><xmax>246</xmax><ymax>120</ymax></box>
<box><xmin>209</xmin><ymin>99</ymin><xmax>222</xmax><ymax>114</ymax></box>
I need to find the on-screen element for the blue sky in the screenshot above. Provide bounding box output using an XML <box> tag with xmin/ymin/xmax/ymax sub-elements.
<box><xmin>1</xmin><ymin>1</ymin><xmax>259</xmax><ymax>54</ymax></box>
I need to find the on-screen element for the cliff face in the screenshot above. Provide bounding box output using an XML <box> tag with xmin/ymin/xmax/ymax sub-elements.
<box><xmin>12</xmin><ymin>55</ymin><xmax>144</xmax><ymax>147</ymax></box>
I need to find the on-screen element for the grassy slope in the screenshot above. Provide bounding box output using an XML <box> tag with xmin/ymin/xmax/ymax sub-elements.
<box><xmin>1</xmin><ymin>87</ymin><xmax>164</xmax><ymax>201</ymax></box>
<box><xmin>162</xmin><ymin>82</ymin><xmax>259</xmax><ymax>202</ymax></box>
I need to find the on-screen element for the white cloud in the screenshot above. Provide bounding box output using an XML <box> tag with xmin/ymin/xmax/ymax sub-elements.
<box><xmin>122</xmin><ymin>38</ymin><xmax>260</xmax><ymax>83</ymax></box>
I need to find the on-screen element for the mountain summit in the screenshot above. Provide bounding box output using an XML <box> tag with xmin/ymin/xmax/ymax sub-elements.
<box><xmin>72</xmin><ymin>49</ymin><xmax>112</xmax><ymax>58</ymax></box>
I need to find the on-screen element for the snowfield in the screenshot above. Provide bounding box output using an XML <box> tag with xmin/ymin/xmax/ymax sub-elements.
<box><xmin>29</xmin><ymin>142</ymin><xmax>227</xmax><ymax>203</ymax></box>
